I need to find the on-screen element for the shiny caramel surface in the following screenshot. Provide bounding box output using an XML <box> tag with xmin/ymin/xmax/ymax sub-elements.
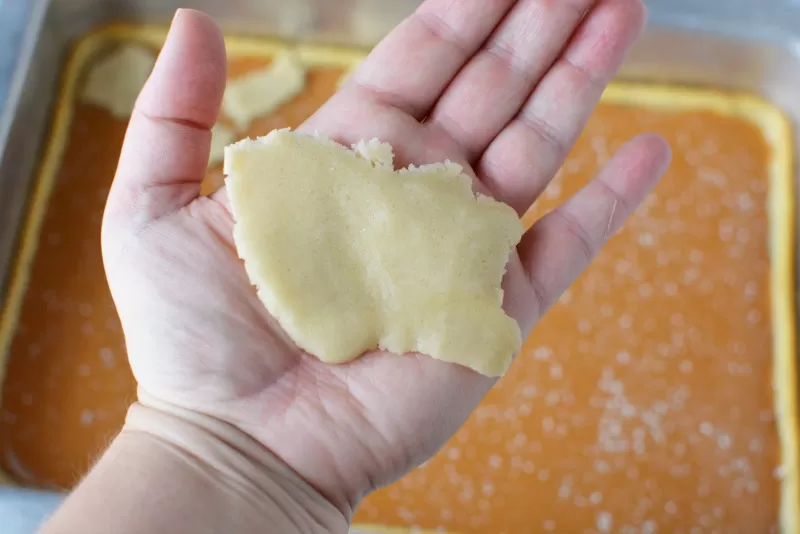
<box><xmin>359</xmin><ymin>105</ymin><xmax>780</xmax><ymax>533</ymax></box>
<box><xmin>0</xmin><ymin>41</ymin><xmax>784</xmax><ymax>533</ymax></box>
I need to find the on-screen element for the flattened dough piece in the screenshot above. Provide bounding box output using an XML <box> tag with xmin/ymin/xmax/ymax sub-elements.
<box><xmin>222</xmin><ymin>53</ymin><xmax>306</xmax><ymax>129</ymax></box>
<box><xmin>225</xmin><ymin>130</ymin><xmax>523</xmax><ymax>376</ymax></box>
<box><xmin>81</xmin><ymin>45</ymin><xmax>155</xmax><ymax>119</ymax></box>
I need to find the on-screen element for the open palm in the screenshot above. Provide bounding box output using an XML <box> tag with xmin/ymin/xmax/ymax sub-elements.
<box><xmin>102</xmin><ymin>2</ymin><xmax>670</xmax><ymax>517</ymax></box>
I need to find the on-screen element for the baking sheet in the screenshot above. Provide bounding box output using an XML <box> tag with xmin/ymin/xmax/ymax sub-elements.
<box><xmin>0</xmin><ymin>25</ymin><xmax>795</xmax><ymax>533</ymax></box>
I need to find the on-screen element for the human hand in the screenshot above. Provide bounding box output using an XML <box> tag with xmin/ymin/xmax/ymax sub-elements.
<box><xmin>102</xmin><ymin>1</ymin><xmax>671</xmax><ymax>521</ymax></box>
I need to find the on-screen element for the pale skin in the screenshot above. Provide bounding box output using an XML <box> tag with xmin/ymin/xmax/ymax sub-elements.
<box><xmin>42</xmin><ymin>2</ymin><xmax>671</xmax><ymax>533</ymax></box>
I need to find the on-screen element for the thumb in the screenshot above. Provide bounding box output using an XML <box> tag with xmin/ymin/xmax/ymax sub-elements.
<box><xmin>105</xmin><ymin>9</ymin><xmax>226</xmax><ymax>230</ymax></box>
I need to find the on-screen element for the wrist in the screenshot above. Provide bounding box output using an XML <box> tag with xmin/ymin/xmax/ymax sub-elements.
<box><xmin>43</xmin><ymin>401</ymin><xmax>351</xmax><ymax>533</ymax></box>
<box><xmin>123</xmin><ymin>401</ymin><xmax>350</xmax><ymax>533</ymax></box>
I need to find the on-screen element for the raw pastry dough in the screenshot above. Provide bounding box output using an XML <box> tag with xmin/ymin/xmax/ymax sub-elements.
<box><xmin>222</xmin><ymin>53</ymin><xmax>306</xmax><ymax>129</ymax></box>
<box><xmin>225</xmin><ymin>130</ymin><xmax>523</xmax><ymax>376</ymax></box>
<box><xmin>80</xmin><ymin>45</ymin><xmax>155</xmax><ymax>119</ymax></box>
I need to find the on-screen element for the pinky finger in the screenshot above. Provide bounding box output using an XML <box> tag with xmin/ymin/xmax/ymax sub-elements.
<box><xmin>518</xmin><ymin>134</ymin><xmax>672</xmax><ymax>317</ymax></box>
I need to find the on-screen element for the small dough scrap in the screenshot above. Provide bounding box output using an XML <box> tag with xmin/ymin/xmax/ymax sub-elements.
<box><xmin>225</xmin><ymin>130</ymin><xmax>523</xmax><ymax>376</ymax></box>
<box><xmin>352</xmin><ymin>138</ymin><xmax>394</xmax><ymax>168</ymax></box>
<box><xmin>81</xmin><ymin>45</ymin><xmax>155</xmax><ymax>119</ymax></box>
<box><xmin>222</xmin><ymin>53</ymin><xmax>306</xmax><ymax>129</ymax></box>
<box><xmin>208</xmin><ymin>123</ymin><xmax>236</xmax><ymax>167</ymax></box>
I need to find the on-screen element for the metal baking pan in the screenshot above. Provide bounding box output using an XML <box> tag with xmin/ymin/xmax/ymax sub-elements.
<box><xmin>0</xmin><ymin>0</ymin><xmax>798</xmax><ymax>532</ymax></box>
